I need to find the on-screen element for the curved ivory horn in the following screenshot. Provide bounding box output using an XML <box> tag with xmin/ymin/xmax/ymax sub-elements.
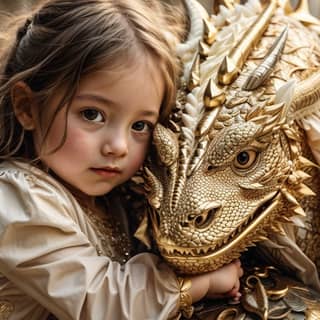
<box><xmin>291</xmin><ymin>72</ymin><xmax>320</xmax><ymax>119</ymax></box>
<box><xmin>176</xmin><ymin>0</ymin><xmax>209</xmax><ymax>58</ymax></box>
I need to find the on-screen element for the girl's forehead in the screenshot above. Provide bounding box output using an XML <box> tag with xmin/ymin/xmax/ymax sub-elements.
<box><xmin>78</xmin><ymin>56</ymin><xmax>164</xmax><ymax>91</ymax></box>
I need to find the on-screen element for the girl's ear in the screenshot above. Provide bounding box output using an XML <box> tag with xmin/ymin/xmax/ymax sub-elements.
<box><xmin>11</xmin><ymin>81</ymin><xmax>37</xmax><ymax>130</ymax></box>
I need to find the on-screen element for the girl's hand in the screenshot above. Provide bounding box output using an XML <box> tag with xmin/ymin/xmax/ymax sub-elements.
<box><xmin>188</xmin><ymin>259</ymin><xmax>244</xmax><ymax>303</ymax></box>
<box><xmin>205</xmin><ymin>259</ymin><xmax>243</xmax><ymax>301</ymax></box>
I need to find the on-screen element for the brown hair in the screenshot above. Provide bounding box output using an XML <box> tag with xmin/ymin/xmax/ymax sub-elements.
<box><xmin>0</xmin><ymin>0</ymin><xmax>181</xmax><ymax>160</ymax></box>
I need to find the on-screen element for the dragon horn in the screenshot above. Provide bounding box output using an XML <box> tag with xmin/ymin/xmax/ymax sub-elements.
<box><xmin>177</xmin><ymin>0</ymin><xmax>212</xmax><ymax>88</ymax></box>
<box><xmin>291</xmin><ymin>72</ymin><xmax>320</xmax><ymax>120</ymax></box>
<box><xmin>177</xmin><ymin>0</ymin><xmax>208</xmax><ymax>58</ymax></box>
<box><xmin>243</xmin><ymin>26</ymin><xmax>288</xmax><ymax>91</ymax></box>
<box><xmin>217</xmin><ymin>0</ymin><xmax>277</xmax><ymax>85</ymax></box>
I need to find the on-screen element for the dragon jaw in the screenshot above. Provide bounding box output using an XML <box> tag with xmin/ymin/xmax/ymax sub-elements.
<box><xmin>150</xmin><ymin>186</ymin><xmax>288</xmax><ymax>274</ymax></box>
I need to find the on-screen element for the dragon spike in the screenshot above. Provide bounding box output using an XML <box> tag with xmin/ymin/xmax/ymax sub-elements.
<box><xmin>203</xmin><ymin>18</ymin><xmax>217</xmax><ymax>45</ymax></box>
<box><xmin>213</xmin><ymin>0</ymin><xmax>239</xmax><ymax>14</ymax></box>
<box><xmin>217</xmin><ymin>0</ymin><xmax>277</xmax><ymax>85</ymax></box>
<box><xmin>295</xmin><ymin>183</ymin><xmax>316</xmax><ymax>196</ymax></box>
<box><xmin>283</xmin><ymin>126</ymin><xmax>301</xmax><ymax>141</ymax></box>
<box><xmin>188</xmin><ymin>52</ymin><xmax>201</xmax><ymax>91</ymax></box>
<box><xmin>199</xmin><ymin>41</ymin><xmax>210</xmax><ymax>58</ymax></box>
<box><xmin>204</xmin><ymin>78</ymin><xmax>226</xmax><ymax>108</ymax></box>
<box><xmin>243</xmin><ymin>26</ymin><xmax>288</xmax><ymax>91</ymax></box>
<box><xmin>143</xmin><ymin>167</ymin><xmax>163</xmax><ymax>209</ymax></box>
<box><xmin>188</xmin><ymin>139</ymin><xmax>208</xmax><ymax>175</ymax></box>
<box><xmin>171</xmin><ymin>173</ymin><xmax>186</xmax><ymax>211</ymax></box>
<box><xmin>197</xmin><ymin>108</ymin><xmax>220</xmax><ymax>136</ymax></box>
<box><xmin>281</xmin><ymin>188</ymin><xmax>299</xmax><ymax>206</ymax></box>
<box><xmin>297</xmin><ymin>156</ymin><xmax>320</xmax><ymax>169</ymax></box>
<box><xmin>152</xmin><ymin>124</ymin><xmax>179</xmax><ymax>167</ymax></box>
<box><xmin>252</xmin><ymin>103</ymin><xmax>286</xmax><ymax>136</ymax></box>
<box><xmin>170</xmin><ymin>147</ymin><xmax>190</xmax><ymax>211</ymax></box>
<box><xmin>293</xmin><ymin>205</ymin><xmax>306</xmax><ymax>217</ymax></box>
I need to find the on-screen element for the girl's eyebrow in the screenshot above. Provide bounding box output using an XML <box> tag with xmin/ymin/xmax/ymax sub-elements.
<box><xmin>75</xmin><ymin>94</ymin><xmax>112</xmax><ymax>106</ymax></box>
<box><xmin>75</xmin><ymin>94</ymin><xmax>159</xmax><ymax>118</ymax></box>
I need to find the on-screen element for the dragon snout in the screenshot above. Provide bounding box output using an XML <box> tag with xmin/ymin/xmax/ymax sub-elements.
<box><xmin>181</xmin><ymin>208</ymin><xmax>218</xmax><ymax>229</ymax></box>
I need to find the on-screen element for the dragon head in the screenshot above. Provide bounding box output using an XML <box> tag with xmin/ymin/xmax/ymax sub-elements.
<box><xmin>140</xmin><ymin>0</ymin><xmax>320</xmax><ymax>274</ymax></box>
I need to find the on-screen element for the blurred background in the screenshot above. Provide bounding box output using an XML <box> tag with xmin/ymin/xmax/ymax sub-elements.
<box><xmin>0</xmin><ymin>0</ymin><xmax>319</xmax><ymax>17</ymax></box>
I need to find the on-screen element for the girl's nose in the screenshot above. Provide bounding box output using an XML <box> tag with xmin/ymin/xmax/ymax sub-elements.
<box><xmin>101</xmin><ymin>133</ymin><xmax>128</xmax><ymax>157</ymax></box>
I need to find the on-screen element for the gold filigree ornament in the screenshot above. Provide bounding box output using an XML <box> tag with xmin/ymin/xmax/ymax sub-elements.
<box><xmin>0</xmin><ymin>301</ymin><xmax>13</xmax><ymax>320</ymax></box>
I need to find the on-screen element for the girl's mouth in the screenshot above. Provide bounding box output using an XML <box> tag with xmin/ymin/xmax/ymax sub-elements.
<box><xmin>91</xmin><ymin>167</ymin><xmax>121</xmax><ymax>178</ymax></box>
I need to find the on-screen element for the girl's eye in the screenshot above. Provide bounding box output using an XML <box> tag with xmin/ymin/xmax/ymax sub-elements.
<box><xmin>234</xmin><ymin>150</ymin><xmax>258</xmax><ymax>169</ymax></box>
<box><xmin>81</xmin><ymin>109</ymin><xmax>104</xmax><ymax>122</ymax></box>
<box><xmin>132</xmin><ymin>121</ymin><xmax>153</xmax><ymax>133</ymax></box>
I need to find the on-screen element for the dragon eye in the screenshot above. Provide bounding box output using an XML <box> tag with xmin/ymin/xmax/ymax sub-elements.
<box><xmin>234</xmin><ymin>150</ymin><xmax>258</xmax><ymax>169</ymax></box>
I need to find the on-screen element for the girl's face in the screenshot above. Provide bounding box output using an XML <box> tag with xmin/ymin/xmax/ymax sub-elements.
<box><xmin>34</xmin><ymin>57</ymin><xmax>163</xmax><ymax>197</ymax></box>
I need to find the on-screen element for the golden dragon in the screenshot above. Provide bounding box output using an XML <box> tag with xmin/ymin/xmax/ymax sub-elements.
<box><xmin>130</xmin><ymin>0</ymin><xmax>320</xmax><ymax>318</ymax></box>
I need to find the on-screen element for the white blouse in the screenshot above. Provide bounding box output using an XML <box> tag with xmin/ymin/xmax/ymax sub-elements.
<box><xmin>0</xmin><ymin>161</ymin><xmax>179</xmax><ymax>320</ymax></box>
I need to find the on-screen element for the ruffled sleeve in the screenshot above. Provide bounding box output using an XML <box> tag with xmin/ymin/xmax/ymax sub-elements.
<box><xmin>0</xmin><ymin>162</ymin><xmax>180</xmax><ymax>320</ymax></box>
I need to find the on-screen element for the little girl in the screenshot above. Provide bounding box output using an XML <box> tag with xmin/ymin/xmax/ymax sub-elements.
<box><xmin>0</xmin><ymin>0</ymin><xmax>243</xmax><ymax>319</ymax></box>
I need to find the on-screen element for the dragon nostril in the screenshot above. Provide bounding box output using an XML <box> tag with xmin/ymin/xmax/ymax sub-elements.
<box><xmin>194</xmin><ymin>209</ymin><xmax>216</xmax><ymax>229</ymax></box>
